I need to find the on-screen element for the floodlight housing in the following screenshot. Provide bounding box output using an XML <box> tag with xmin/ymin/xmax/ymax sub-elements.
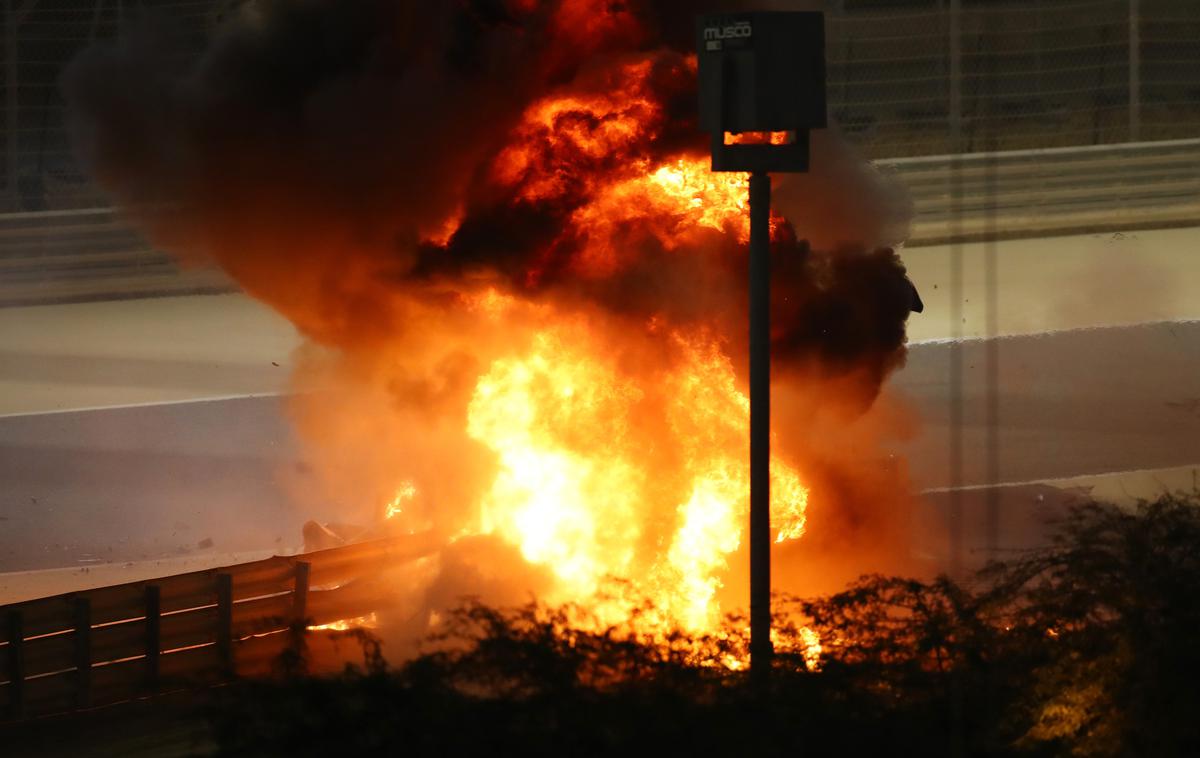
<box><xmin>696</xmin><ymin>11</ymin><xmax>827</xmax><ymax>172</ymax></box>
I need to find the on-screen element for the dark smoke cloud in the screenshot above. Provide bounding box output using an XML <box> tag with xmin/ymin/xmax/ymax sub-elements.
<box><xmin>64</xmin><ymin>0</ymin><xmax>917</xmax><ymax>404</ymax></box>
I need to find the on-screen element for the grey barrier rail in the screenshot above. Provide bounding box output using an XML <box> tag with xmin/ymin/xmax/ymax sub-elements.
<box><xmin>0</xmin><ymin>533</ymin><xmax>437</xmax><ymax>722</ymax></box>
<box><xmin>0</xmin><ymin>207</ymin><xmax>233</xmax><ymax>307</ymax></box>
<box><xmin>1</xmin><ymin>138</ymin><xmax>1197</xmax><ymax>307</ymax></box>
<box><xmin>886</xmin><ymin>137</ymin><xmax>1200</xmax><ymax>246</ymax></box>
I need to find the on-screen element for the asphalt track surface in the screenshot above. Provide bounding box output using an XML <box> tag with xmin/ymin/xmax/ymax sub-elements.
<box><xmin>2</xmin><ymin>318</ymin><xmax>1197</xmax><ymax>572</ymax></box>
<box><xmin>899</xmin><ymin>320</ymin><xmax>1200</xmax><ymax>490</ymax></box>
<box><xmin>3</xmin><ymin>227</ymin><xmax>1199</xmax><ymax>572</ymax></box>
<box><xmin>897</xmin><ymin>320</ymin><xmax>1200</xmax><ymax>566</ymax></box>
<box><xmin>0</xmin><ymin>395</ymin><xmax>303</xmax><ymax>571</ymax></box>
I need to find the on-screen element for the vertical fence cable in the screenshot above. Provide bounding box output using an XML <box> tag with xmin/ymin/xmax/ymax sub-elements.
<box><xmin>984</xmin><ymin>13</ymin><xmax>1001</xmax><ymax>559</ymax></box>
<box><xmin>947</xmin><ymin>2</ymin><xmax>967</xmax><ymax>754</ymax></box>
<box><xmin>947</xmin><ymin>0</ymin><xmax>965</xmax><ymax>581</ymax></box>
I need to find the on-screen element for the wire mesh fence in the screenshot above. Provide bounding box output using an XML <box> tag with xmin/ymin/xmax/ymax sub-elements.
<box><xmin>2</xmin><ymin>0</ymin><xmax>1198</xmax><ymax>212</ymax></box>
<box><xmin>1</xmin><ymin>0</ymin><xmax>235</xmax><ymax>212</ymax></box>
<box><xmin>830</xmin><ymin>0</ymin><xmax>1200</xmax><ymax>158</ymax></box>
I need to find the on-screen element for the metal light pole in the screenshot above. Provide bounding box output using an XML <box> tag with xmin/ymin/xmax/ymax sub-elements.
<box><xmin>697</xmin><ymin>11</ymin><xmax>826</xmax><ymax>682</ymax></box>
<box><xmin>747</xmin><ymin>169</ymin><xmax>772</xmax><ymax>676</ymax></box>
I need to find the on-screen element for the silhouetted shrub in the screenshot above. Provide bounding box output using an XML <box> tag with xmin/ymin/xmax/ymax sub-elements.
<box><xmin>207</xmin><ymin>493</ymin><xmax>1200</xmax><ymax>757</ymax></box>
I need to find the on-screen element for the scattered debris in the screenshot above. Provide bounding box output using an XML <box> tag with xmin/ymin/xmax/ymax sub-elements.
<box><xmin>1166</xmin><ymin>398</ymin><xmax>1200</xmax><ymax>416</ymax></box>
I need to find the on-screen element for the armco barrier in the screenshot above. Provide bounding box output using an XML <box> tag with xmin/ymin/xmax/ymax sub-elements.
<box><xmin>884</xmin><ymin>137</ymin><xmax>1200</xmax><ymax>245</ymax></box>
<box><xmin>2</xmin><ymin>139</ymin><xmax>1197</xmax><ymax>307</ymax></box>
<box><xmin>0</xmin><ymin>533</ymin><xmax>437</xmax><ymax>721</ymax></box>
<box><xmin>0</xmin><ymin>208</ymin><xmax>233</xmax><ymax>307</ymax></box>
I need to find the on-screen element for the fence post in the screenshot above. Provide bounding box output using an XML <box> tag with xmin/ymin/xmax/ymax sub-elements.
<box><xmin>216</xmin><ymin>573</ymin><xmax>233</xmax><ymax>678</ymax></box>
<box><xmin>3</xmin><ymin>1</ymin><xmax>17</xmax><ymax>201</ymax></box>
<box><xmin>6</xmin><ymin>610</ymin><xmax>23</xmax><ymax>719</ymax></box>
<box><xmin>73</xmin><ymin>597</ymin><xmax>91</xmax><ymax>709</ymax></box>
<box><xmin>948</xmin><ymin>0</ymin><xmax>962</xmax><ymax>153</ymax></box>
<box><xmin>288</xmin><ymin>561</ymin><xmax>312</xmax><ymax>673</ymax></box>
<box><xmin>293</xmin><ymin>562</ymin><xmax>311</xmax><ymax>625</ymax></box>
<box><xmin>144</xmin><ymin>585</ymin><xmax>161</xmax><ymax>689</ymax></box>
<box><xmin>1128</xmin><ymin>0</ymin><xmax>1140</xmax><ymax>141</ymax></box>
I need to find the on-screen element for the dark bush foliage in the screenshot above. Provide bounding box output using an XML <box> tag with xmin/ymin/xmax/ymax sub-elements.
<box><xmin>208</xmin><ymin>494</ymin><xmax>1200</xmax><ymax>757</ymax></box>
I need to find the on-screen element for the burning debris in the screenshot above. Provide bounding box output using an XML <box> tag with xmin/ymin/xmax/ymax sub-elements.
<box><xmin>65</xmin><ymin>1</ymin><xmax>921</xmax><ymax>645</ymax></box>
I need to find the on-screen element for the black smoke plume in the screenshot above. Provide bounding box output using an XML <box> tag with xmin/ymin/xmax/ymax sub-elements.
<box><xmin>64</xmin><ymin>0</ymin><xmax>917</xmax><ymax>407</ymax></box>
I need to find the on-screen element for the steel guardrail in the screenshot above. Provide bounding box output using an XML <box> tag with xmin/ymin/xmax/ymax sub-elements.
<box><xmin>881</xmin><ymin>138</ymin><xmax>1200</xmax><ymax>245</ymax></box>
<box><xmin>2</xmin><ymin>140</ymin><xmax>1197</xmax><ymax>306</ymax></box>
<box><xmin>0</xmin><ymin>532</ymin><xmax>437</xmax><ymax>721</ymax></box>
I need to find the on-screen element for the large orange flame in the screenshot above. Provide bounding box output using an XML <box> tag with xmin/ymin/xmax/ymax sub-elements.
<box><xmin>393</xmin><ymin>72</ymin><xmax>813</xmax><ymax>640</ymax></box>
<box><xmin>445</xmin><ymin>313</ymin><xmax>807</xmax><ymax>635</ymax></box>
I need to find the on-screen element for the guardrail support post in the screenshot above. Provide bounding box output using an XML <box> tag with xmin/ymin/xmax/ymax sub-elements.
<box><xmin>144</xmin><ymin>585</ymin><xmax>161</xmax><ymax>689</ymax></box>
<box><xmin>287</xmin><ymin>561</ymin><xmax>313</xmax><ymax>675</ymax></box>
<box><xmin>73</xmin><ymin>597</ymin><xmax>91</xmax><ymax>709</ymax></box>
<box><xmin>6</xmin><ymin>610</ymin><xmax>23</xmax><ymax>719</ymax></box>
<box><xmin>293</xmin><ymin>562</ymin><xmax>311</xmax><ymax>625</ymax></box>
<box><xmin>216</xmin><ymin>573</ymin><xmax>233</xmax><ymax>678</ymax></box>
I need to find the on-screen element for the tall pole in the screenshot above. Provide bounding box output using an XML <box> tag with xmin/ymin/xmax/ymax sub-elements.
<box><xmin>748</xmin><ymin>170</ymin><xmax>772</xmax><ymax>683</ymax></box>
